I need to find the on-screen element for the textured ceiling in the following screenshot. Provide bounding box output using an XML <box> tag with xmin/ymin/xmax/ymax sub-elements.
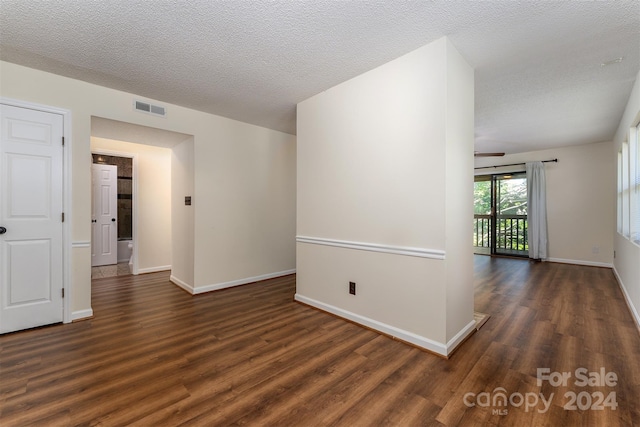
<box><xmin>1</xmin><ymin>1</ymin><xmax>638</xmax><ymax>154</ymax></box>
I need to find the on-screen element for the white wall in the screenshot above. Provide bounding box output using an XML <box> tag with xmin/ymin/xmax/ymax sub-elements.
<box><xmin>193</xmin><ymin>124</ymin><xmax>297</xmax><ymax>291</ymax></box>
<box><xmin>0</xmin><ymin>60</ymin><xmax>296</xmax><ymax>318</ymax></box>
<box><xmin>613</xmin><ymin>70</ymin><xmax>640</xmax><ymax>328</ymax></box>
<box><xmin>171</xmin><ymin>137</ymin><xmax>195</xmax><ymax>287</ymax></box>
<box><xmin>296</xmin><ymin>37</ymin><xmax>475</xmax><ymax>356</ymax></box>
<box><xmin>475</xmin><ymin>141</ymin><xmax>615</xmax><ymax>267</ymax></box>
<box><xmin>444</xmin><ymin>40</ymin><xmax>476</xmax><ymax>340</ymax></box>
<box><xmin>91</xmin><ymin>137</ymin><xmax>172</xmax><ymax>273</ymax></box>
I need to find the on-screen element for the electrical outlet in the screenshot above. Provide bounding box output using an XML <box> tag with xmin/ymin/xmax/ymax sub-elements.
<box><xmin>349</xmin><ymin>281</ymin><xmax>356</xmax><ymax>295</ymax></box>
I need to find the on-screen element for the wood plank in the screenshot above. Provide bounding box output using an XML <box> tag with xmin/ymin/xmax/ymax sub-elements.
<box><xmin>1</xmin><ymin>257</ymin><xmax>639</xmax><ymax>426</ymax></box>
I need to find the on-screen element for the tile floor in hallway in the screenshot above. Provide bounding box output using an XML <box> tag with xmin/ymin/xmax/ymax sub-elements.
<box><xmin>91</xmin><ymin>262</ymin><xmax>131</xmax><ymax>279</ymax></box>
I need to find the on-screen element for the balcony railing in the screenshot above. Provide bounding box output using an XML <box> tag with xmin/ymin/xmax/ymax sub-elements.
<box><xmin>473</xmin><ymin>215</ymin><xmax>492</xmax><ymax>248</ymax></box>
<box><xmin>473</xmin><ymin>214</ymin><xmax>528</xmax><ymax>255</ymax></box>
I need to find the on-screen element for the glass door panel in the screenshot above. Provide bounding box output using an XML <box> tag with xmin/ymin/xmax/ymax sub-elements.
<box><xmin>495</xmin><ymin>173</ymin><xmax>528</xmax><ymax>257</ymax></box>
<box><xmin>473</xmin><ymin>173</ymin><xmax>528</xmax><ymax>257</ymax></box>
<box><xmin>473</xmin><ymin>177</ymin><xmax>492</xmax><ymax>255</ymax></box>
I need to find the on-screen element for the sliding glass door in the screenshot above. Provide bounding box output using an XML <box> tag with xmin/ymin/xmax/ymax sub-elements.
<box><xmin>495</xmin><ymin>173</ymin><xmax>528</xmax><ymax>256</ymax></box>
<box><xmin>474</xmin><ymin>173</ymin><xmax>528</xmax><ymax>257</ymax></box>
<box><xmin>473</xmin><ymin>176</ymin><xmax>492</xmax><ymax>255</ymax></box>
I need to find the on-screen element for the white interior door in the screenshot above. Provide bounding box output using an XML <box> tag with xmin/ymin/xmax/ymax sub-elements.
<box><xmin>0</xmin><ymin>104</ymin><xmax>64</xmax><ymax>334</ymax></box>
<box><xmin>91</xmin><ymin>163</ymin><xmax>117</xmax><ymax>266</ymax></box>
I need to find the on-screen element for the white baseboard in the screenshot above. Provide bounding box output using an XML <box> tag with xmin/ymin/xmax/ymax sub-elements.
<box><xmin>137</xmin><ymin>265</ymin><xmax>171</xmax><ymax>274</ymax></box>
<box><xmin>613</xmin><ymin>267</ymin><xmax>640</xmax><ymax>331</ymax></box>
<box><xmin>447</xmin><ymin>320</ymin><xmax>478</xmax><ymax>353</ymax></box>
<box><xmin>294</xmin><ymin>294</ymin><xmax>474</xmax><ymax>357</ymax></box>
<box><xmin>71</xmin><ymin>309</ymin><xmax>93</xmax><ymax>321</ymax></box>
<box><xmin>547</xmin><ymin>258</ymin><xmax>613</xmax><ymax>268</ymax></box>
<box><xmin>186</xmin><ymin>269</ymin><xmax>296</xmax><ymax>295</ymax></box>
<box><xmin>170</xmin><ymin>275</ymin><xmax>195</xmax><ymax>294</ymax></box>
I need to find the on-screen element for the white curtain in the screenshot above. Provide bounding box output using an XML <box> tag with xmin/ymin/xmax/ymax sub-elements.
<box><xmin>526</xmin><ymin>161</ymin><xmax>548</xmax><ymax>260</ymax></box>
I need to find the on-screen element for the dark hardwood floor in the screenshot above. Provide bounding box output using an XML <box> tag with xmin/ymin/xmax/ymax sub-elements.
<box><xmin>1</xmin><ymin>256</ymin><xmax>639</xmax><ymax>426</ymax></box>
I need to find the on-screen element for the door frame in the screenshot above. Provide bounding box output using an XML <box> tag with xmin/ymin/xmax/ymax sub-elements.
<box><xmin>1</xmin><ymin>97</ymin><xmax>73</xmax><ymax>324</ymax></box>
<box><xmin>91</xmin><ymin>148</ymin><xmax>139</xmax><ymax>275</ymax></box>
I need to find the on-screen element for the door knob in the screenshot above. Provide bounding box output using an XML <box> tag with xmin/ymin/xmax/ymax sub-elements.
<box><xmin>0</xmin><ymin>226</ymin><xmax>6</xmax><ymax>234</ymax></box>
<box><xmin>111</xmin><ymin>218</ymin><xmax>116</xmax><ymax>222</ymax></box>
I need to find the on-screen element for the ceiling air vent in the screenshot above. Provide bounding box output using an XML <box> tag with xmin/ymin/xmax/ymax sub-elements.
<box><xmin>134</xmin><ymin>100</ymin><xmax>166</xmax><ymax>117</ymax></box>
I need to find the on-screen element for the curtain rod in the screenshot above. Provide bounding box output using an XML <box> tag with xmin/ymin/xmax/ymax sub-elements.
<box><xmin>474</xmin><ymin>158</ymin><xmax>558</xmax><ymax>170</ymax></box>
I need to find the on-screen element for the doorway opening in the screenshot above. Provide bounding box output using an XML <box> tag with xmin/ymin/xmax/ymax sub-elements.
<box><xmin>473</xmin><ymin>173</ymin><xmax>528</xmax><ymax>257</ymax></box>
<box><xmin>89</xmin><ymin>116</ymin><xmax>193</xmax><ymax>283</ymax></box>
<box><xmin>91</xmin><ymin>153</ymin><xmax>134</xmax><ymax>278</ymax></box>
